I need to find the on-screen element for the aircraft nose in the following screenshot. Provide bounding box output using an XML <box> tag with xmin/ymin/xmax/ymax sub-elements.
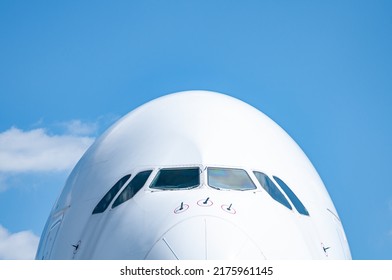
<box><xmin>145</xmin><ymin>216</ymin><xmax>265</xmax><ymax>260</ymax></box>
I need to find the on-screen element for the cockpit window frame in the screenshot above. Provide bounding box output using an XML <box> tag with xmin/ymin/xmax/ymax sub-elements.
<box><xmin>149</xmin><ymin>166</ymin><xmax>201</xmax><ymax>191</ymax></box>
<box><xmin>92</xmin><ymin>174</ymin><xmax>132</xmax><ymax>215</ymax></box>
<box><xmin>253</xmin><ymin>171</ymin><xmax>293</xmax><ymax>210</ymax></box>
<box><xmin>273</xmin><ymin>176</ymin><xmax>310</xmax><ymax>216</ymax></box>
<box><xmin>207</xmin><ymin>167</ymin><xmax>257</xmax><ymax>191</ymax></box>
<box><xmin>111</xmin><ymin>170</ymin><xmax>153</xmax><ymax>209</ymax></box>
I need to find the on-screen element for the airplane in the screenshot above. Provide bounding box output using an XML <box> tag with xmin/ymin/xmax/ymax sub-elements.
<box><xmin>35</xmin><ymin>90</ymin><xmax>351</xmax><ymax>259</ymax></box>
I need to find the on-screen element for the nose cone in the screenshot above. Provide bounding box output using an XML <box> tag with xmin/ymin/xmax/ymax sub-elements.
<box><xmin>145</xmin><ymin>216</ymin><xmax>265</xmax><ymax>260</ymax></box>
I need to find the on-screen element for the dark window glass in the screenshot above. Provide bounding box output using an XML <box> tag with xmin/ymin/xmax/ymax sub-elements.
<box><xmin>273</xmin><ymin>176</ymin><xmax>309</xmax><ymax>216</ymax></box>
<box><xmin>253</xmin><ymin>171</ymin><xmax>292</xmax><ymax>210</ymax></box>
<box><xmin>112</xmin><ymin>170</ymin><xmax>152</xmax><ymax>208</ymax></box>
<box><xmin>208</xmin><ymin>167</ymin><xmax>256</xmax><ymax>191</ymax></box>
<box><xmin>150</xmin><ymin>167</ymin><xmax>200</xmax><ymax>190</ymax></box>
<box><xmin>92</xmin><ymin>174</ymin><xmax>131</xmax><ymax>214</ymax></box>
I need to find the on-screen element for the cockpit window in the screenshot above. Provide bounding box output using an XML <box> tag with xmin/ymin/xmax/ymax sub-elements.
<box><xmin>92</xmin><ymin>174</ymin><xmax>131</xmax><ymax>214</ymax></box>
<box><xmin>273</xmin><ymin>176</ymin><xmax>309</xmax><ymax>216</ymax></box>
<box><xmin>253</xmin><ymin>171</ymin><xmax>292</xmax><ymax>210</ymax></box>
<box><xmin>150</xmin><ymin>167</ymin><xmax>200</xmax><ymax>190</ymax></box>
<box><xmin>208</xmin><ymin>167</ymin><xmax>256</xmax><ymax>190</ymax></box>
<box><xmin>112</xmin><ymin>170</ymin><xmax>153</xmax><ymax>209</ymax></box>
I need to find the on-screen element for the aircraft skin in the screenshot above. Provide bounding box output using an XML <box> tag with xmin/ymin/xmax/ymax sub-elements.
<box><xmin>36</xmin><ymin>90</ymin><xmax>351</xmax><ymax>259</ymax></box>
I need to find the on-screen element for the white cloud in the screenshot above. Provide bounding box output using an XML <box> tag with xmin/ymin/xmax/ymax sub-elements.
<box><xmin>0</xmin><ymin>225</ymin><xmax>39</xmax><ymax>260</ymax></box>
<box><xmin>60</xmin><ymin>119</ymin><xmax>98</xmax><ymax>136</ymax></box>
<box><xmin>0</xmin><ymin>127</ymin><xmax>94</xmax><ymax>173</ymax></box>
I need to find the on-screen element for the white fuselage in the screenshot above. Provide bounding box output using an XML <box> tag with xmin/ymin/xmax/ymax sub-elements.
<box><xmin>36</xmin><ymin>91</ymin><xmax>351</xmax><ymax>260</ymax></box>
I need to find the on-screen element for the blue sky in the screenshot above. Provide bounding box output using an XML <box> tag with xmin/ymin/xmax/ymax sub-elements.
<box><xmin>0</xmin><ymin>0</ymin><xmax>391</xmax><ymax>259</ymax></box>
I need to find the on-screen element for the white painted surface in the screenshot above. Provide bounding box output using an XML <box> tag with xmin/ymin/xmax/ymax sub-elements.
<box><xmin>36</xmin><ymin>91</ymin><xmax>351</xmax><ymax>259</ymax></box>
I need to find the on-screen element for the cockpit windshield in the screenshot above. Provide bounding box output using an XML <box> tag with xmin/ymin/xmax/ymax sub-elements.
<box><xmin>150</xmin><ymin>167</ymin><xmax>200</xmax><ymax>190</ymax></box>
<box><xmin>207</xmin><ymin>167</ymin><xmax>256</xmax><ymax>191</ymax></box>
